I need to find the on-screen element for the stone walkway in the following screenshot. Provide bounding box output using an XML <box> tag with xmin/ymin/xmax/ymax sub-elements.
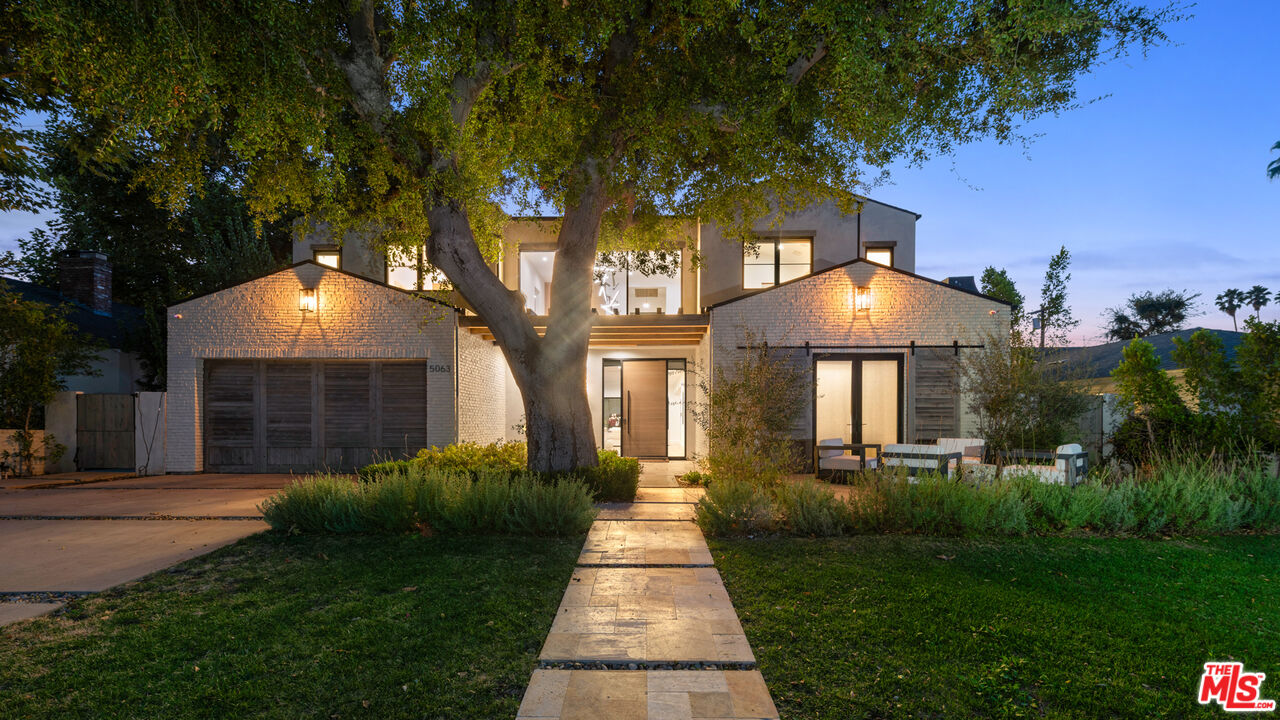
<box><xmin>518</xmin><ymin>467</ymin><xmax>778</xmax><ymax>720</ymax></box>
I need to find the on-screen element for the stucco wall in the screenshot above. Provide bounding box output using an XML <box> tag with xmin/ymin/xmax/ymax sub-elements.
<box><xmin>456</xmin><ymin>329</ymin><xmax>509</xmax><ymax>445</ymax></box>
<box><xmin>166</xmin><ymin>263</ymin><xmax>458</xmax><ymax>472</ymax></box>
<box><xmin>698</xmin><ymin>198</ymin><xmax>918</xmax><ymax>309</ymax></box>
<box><xmin>708</xmin><ymin>261</ymin><xmax>1008</xmax><ymax>447</ymax></box>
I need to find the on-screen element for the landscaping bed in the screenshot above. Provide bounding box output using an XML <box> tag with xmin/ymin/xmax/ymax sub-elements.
<box><xmin>0</xmin><ymin>532</ymin><xmax>581</xmax><ymax>719</ymax></box>
<box><xmin>712</xmin><ymin>534</ymin><xmax>1280</xmax><ymax>719</ymax></box>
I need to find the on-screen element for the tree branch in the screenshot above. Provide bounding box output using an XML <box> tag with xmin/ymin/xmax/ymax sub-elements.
<box><xmin>786</xmin><ymin>39</ymin><xmax>827</xmax><ymax>85</ymax></box>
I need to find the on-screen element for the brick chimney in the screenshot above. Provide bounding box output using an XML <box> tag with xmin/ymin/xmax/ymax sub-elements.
<box><xmin>58</xmin><ymin>250</ymin><xmax>113</xmax><ymax>316</ymax></box>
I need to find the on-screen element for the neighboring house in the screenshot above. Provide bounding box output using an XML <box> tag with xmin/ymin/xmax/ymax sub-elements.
<box><xmin>166</xmin><ymin>198</ymin><xmax>1010</xmax><ymax>473</ymax></box>
<box><xmin>1059</xmin><ymin>327</ymin><xmax>1245</xmax><ymax>399</ymax></box>
<box><xmin>2</xmin><ymin>251</ymin><xmax>146</xmax><ymax>394</ymax></box>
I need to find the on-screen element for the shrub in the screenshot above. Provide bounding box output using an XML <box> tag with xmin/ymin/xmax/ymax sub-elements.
<box><xmin>259</xmin><ymin>467</ymin><xmax>596</xmax><ymax>536</ymax></box>
<box><xmin>775</xmin><ymin>481</ymin><xmax>851</xmax><ymax>537</ymax></box>
<box><xmin>356</xmin><ymin>459</ymin><xmax>414</xmax><ymax>482</ymax></box>
<box><xmin>695</xmin><ymin>478</ymin><xmax>776</xmax><ymax>536</ymax></box>
<box><xmin>581</xmin><ymin>451</ymin><xmax>641</xmax><ymax>502</ymax></box>
<box><xmin>692</xmin><ymin>332</ymin><xmax>809</xmax><ymax>484</ymax></box>
<box><xmin>416</xmin><ymin>441</ymin><xmax>527</xmax><ymax>474</ymax></box>
<box><xmin>678</xmin><ymin>470</ymin><xmax>711</xmax><ymax>487</ymax></box>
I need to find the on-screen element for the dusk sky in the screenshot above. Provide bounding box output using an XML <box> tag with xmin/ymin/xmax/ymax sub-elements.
<box><xmin>1</xmin><ymin>2</ymin><xmax>1276</xmax><ymax>345</ymax></box>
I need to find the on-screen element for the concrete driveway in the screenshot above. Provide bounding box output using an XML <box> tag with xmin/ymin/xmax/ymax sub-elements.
<box><xmin>0</xmin><ymin>473</ymin><xmax>291</xmax><ymax>625</ymax></box>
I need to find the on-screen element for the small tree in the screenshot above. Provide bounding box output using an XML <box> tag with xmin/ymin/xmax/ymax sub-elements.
<box><xmin>1236</xmin><ymin>318</ymin><xmax>1280</xmax><ymax>450</ymax></box>
<box><xmin>1216</xmin><ymin>288</ymin><xmax>1246</xmax><ymax>332</ymax></box>
<box><xmin>980</xmin><ymin>267</ymin><xmax>1025</xmax><ymax>333</ymax></box>
<box><xmin>1037</xmin><ymin>246</ymin><xmax>1080</xmax><ymax>348</ymax></box>
<box><xmin>959</xmin><ymin>333</ymin><xmax>1090</xmax><ymax>457</ymax></box>
<box><xmin>692</xmin><ymin>333</ymin><xmax>808</xmax><ymax>485</ymax></box>
<box><xmin>1103</xmin><ymin>289</ymin><xmax>1201</xmax><ymax>341</ymax></box>
<box><xmin>1111</xmin><ymin>338</ymin><xmax>1185</xmax><ymax>452</ymax></box>
<box><xmin>0</xmin><ymin>284</ymin><xmax>101</xmax><ymax>474</ymax></box>
<box><xmin>1171</xmin><ymin>329</ymin><xmax>1241</xmax><ymax>417</ymax></box>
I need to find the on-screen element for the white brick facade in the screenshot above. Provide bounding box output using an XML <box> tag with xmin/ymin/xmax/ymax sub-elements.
<box><xmin>456</xmin><ymin>328</ymin><xmax>509</xmax><ymax>444</ymax></box>
<box><xmin>709</xmin><ymin>260</ymin><xmax>1009</xmax><ymax>447</ymax></box>
<box><xmin>166</xmin><ymin>263</ymin><xmax>458</xmax><ymax>472</ymax></box>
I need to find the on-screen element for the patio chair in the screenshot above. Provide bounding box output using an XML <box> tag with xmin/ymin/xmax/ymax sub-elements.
<box><xmin>1002</xmin><ymin>443</ymin><xmax>1090</xmax><ymax>486</ymax></box>
<box><xmin>936</xmin><ymin>438</ymin><xmax>986</xmax><ymax>466</ymax></box>
<box><xmin>816</xmin><ymin>438</ymin><xmax>871</xmax><ymax>479</ymax></box>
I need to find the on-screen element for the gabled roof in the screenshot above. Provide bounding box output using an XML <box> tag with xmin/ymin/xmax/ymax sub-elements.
<box><xmin>1054</xmin><ymin>327</ymin><xmax>1246</xmax><ymax>379</ymax></box>
<box><xmin>169</xmin><ymin>260</ymin><xmax>461</xmax><ymax>311</ymax></box>
<box><xmin>706</xmin><ymin>257</ymin><xmax>1013</xmax><ymax>311</ymax></box>
<box><xmin>0</xmin><ymin>277</ymin><xmax>144</xmax><ymax>349</ymax></box>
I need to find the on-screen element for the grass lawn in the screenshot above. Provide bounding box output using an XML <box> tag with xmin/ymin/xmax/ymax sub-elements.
<box><xmin>711</xmin><ymin>534</ymin><xmax>1280</xmax><ymax>719</ymax></box>
<box><xmin>0</xmin><ymin>532</ymin><xmax>581</xmax><ymax>719</ymax></box>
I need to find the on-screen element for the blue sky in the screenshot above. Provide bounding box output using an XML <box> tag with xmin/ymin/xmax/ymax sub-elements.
<box><xmin>2</xmin><ymin>2</ymin><xmax>1277</xmax><ymax>344</ymax></box>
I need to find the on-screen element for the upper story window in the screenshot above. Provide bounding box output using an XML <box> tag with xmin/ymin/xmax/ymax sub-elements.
<box><xmin>386</xmin><ymin>245</ymin><xmax>445</xmax><ymax>291</ymax></box>
<box><xmin>743</xmin><ymin>238</ymin><xmax>812</xmax><ymax>289</ymax></box>
<box><xmin>865</xmin><ymin>246</ymin><xmax>894</xmax><ymax>267</ymax></box>
<box><xmin>519</xmin><ymin>250</ymin><xmax>684</xmax><ymax>315</ymax></box>
<box><xmin>313</xmin><ymin>245</ymin><xmax>341</xmax><ymax>269</ymax></box>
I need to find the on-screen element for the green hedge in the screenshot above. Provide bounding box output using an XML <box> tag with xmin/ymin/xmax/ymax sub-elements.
<box><xmin>260</xmin><ymin>467</ymin><xmax>596</xmax><ymax>536</ymax></box>
<box><xmin>696</xmin><ymin>456</ymin><xmax>1280</xmax><ymax>538</ymax></box>
<box><xmin>357</xmin><ymin>442</ymin><xmax>641</xmax><ymax>502</ymax></box>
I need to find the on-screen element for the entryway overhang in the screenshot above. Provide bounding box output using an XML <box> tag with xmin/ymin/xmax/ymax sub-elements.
<box><xmin>460</xmin><ymin>313</ymin><xmax>709</xmax><ymax>347</ymax></box>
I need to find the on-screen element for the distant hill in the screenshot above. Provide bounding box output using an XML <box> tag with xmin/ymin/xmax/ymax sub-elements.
<box><xmin>1056</xmin><ymin>327</ymin><xmax>1245</xmax><ymax>380</ymax></box>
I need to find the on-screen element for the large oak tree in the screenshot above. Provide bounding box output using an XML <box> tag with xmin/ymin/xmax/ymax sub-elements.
<box><xmin>5</xmin><ymin>0</ymin><xmax>1176</xmax><ymax>471</ymax></box>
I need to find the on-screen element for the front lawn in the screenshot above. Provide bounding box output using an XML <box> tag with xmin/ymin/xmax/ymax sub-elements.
<box><xmin>0</xmin><ymin>533</ymin><xmax>581</xmax><ymax>719</ymax></box>
<box><xmin>711</xmin><ymin>535</ymin><xmax>1280</xmax><ymax>719</ymax></box>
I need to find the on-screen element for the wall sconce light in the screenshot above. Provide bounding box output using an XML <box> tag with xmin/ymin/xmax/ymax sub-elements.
<box><xmin>854</xmin><ymin>285</ymin><xmax>873</xmax><ymax>312</ymax></box>
<box><xmin>299</xmin><ymin>287</ymin><xmax>318</xmax><ymax>313</ymax></box>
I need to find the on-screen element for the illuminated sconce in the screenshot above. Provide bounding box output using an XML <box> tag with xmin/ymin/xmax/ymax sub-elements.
<box><xmin>854</xmin><ymin>285</ymin><xmax>873</xmax><ymax>312</ymax></box>
<box><xmin>299</xmin><ymin>287</ymin><xmax>318</xmax><ymax>313</ymax></box>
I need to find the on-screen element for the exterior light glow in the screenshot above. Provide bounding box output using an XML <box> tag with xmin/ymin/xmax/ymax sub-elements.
<box><xmin>299</xmin><ymin>287</ymin><xmax>317</xmax><ymax>313</ymax></box>
<box><xmin>854</xmin><ymin>285</ymin><xmax>872</xmax><ymax>312</ymax></box>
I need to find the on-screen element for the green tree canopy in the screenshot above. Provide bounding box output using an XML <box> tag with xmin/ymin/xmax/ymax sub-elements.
<box><xmin>4</xmin><ymin>0</ymin><xmax>1178</xmax><ymax>470</ymax></box>
<box><xmin>1037</xmin><ymin>246</ymin><xmax>1079</xmax><ymax>347</ymax></box>
<box><xmin>980</xmin><ymin>266</ymin><xmax>1024</xmax><ymax>330</ymax></box>
<box><xmin>1103</xmin><ymin>288</ymin><xmax>1201</xmax><ymax>341</ymax></box>
<box><xmin>1216</xmin><ymin>288</ymin><xmax>1246</xmax><ymax>332</ymax></box>
<box><xmin>0</xmin><ymin>283</ymin><xmax>101</xmax><ymax>430</ymax></box>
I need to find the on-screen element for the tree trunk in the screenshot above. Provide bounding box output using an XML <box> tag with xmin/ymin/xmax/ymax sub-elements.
<box><xmin>425</xmin><ymin>162</ymin><xmax>610</xmax><ymax>473</ymax></box>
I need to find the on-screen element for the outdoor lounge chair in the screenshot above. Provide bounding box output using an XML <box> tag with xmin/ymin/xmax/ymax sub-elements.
<box><xmin>1001</xmin><ymin>443</ymin><xmax>1090</xmax><ymax>486</ymax></box>
<box><xmin>881</xmin><ymin>444</ymin><xmax>961</xmax><ymax>477</ymax></box>
<box><xmin>816</xmin><ymin>438</ymin><xmax>873</xmax><ymax>478</ymax></box>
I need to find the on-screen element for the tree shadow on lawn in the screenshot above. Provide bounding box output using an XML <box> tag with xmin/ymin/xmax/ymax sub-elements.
<box><xmin>0</xmin><ymin>532</ymin><xmax>582</xmax><ymax>720</ymax></box>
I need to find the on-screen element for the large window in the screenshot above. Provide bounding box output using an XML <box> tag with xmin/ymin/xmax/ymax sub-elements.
<box><xmin>524</xmin><ymin>250</ymin><xmax>684</xmax><ymax>315</ymax></box>
<box><xmin>386</xmin><ymin>245</ymin><xmax>444</xmax><ymax>291</ymax></box>
<box><xmin>743</xmin><ymin>238</ymin><xmax>812</xmax><ymax>289</ymax></box>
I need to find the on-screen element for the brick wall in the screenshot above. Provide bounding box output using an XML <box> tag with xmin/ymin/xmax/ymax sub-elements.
<box><xmin>709</xmin><ymin>260</ymin><xmax>1009</xmax><ymax>447</ymax></box>
<box><xmin>456</xmin><ymin>328</ymin><xmax>508</xmax><ymax>445</ymax></box>
<box><xmin>166</xmin><ymin>263</ymin><xmax>458</xmax><ymax>472</ymax></box>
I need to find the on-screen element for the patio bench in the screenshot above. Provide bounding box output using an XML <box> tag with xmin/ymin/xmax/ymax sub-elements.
<box><xmin>999</xmin><ymin>443</ymin><xmax>1090</xmax><ymax>486</ymax></box>
<box><xmin>881</xmin><ymin>444</ymin><xmax>961</xmax><ymax>478</ymax></box>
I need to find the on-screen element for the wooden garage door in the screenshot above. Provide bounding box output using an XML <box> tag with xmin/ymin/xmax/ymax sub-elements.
<box><xmin>205</xmin><ymin>360</ymin><xmax>428</xmax><ymax>473</ymax></box>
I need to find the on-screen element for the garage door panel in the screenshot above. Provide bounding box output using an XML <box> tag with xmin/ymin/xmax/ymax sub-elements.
<box><xmin>206</xmin><ymin>359</ymin><xmax>428</xmax><ymax>473</ymax></box>
<box><xmin>264</xmin><ymin>363</ymin><xmax>313</xmax><ymax>448</ymax></box>
<box><xmin>380</xmin><ymin>362</ymin><xmax>427</xmax><ymax>450</ymax></box>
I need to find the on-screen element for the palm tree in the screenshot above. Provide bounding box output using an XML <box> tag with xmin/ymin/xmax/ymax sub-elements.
<box><xmin>1216</xmin><ymin>288</ymin><xmax>1246</xmax><ymax>331</ymax></box>
<box><xmin>1245</xmin><ymin>285</ymin><xmax>1272</xmax><ymax>320</ymax></box>
<box><xmin>1270</xmin><ymin>141</ymin><xmax>1280</xmax><ymax>180</ymax></box>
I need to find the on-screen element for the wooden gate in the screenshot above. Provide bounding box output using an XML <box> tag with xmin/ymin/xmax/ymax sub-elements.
<box><xmin>76</xmin><ymin>393</ymin><xmax>136</xmax><ymax>470</ymax></box>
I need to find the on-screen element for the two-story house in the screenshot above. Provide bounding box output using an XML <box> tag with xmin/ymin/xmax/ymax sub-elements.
<box><xmin>165</xmin><ymin>198</ymin><xmax>1009</xmax><ymax>473</ymax></box>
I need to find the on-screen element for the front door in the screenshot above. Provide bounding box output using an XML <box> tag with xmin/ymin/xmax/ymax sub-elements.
<box><xmin>814</xmin><ymin>355</ymin><xmax>902</xmax><ymax>450</ymax></box>
<box><xmin>621</xmin><ymin>359</ymin><xmax>668</xmax><ymax>458</ymax></box>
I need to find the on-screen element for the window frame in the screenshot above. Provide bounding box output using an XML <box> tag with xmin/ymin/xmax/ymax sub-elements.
<box><xmin>313</xmin><ymin>244</ymin><xmax>342</xmax><ymax>270</ymax></box>
<box><xmin>864</xmin><ymin>245</ymin><xmax>895</xmax><ymax>268</ymax></box>
<box><xmin>742</xmin><ymin>236</ymin><xmax>813</xmax><ymax>289</ymax></box>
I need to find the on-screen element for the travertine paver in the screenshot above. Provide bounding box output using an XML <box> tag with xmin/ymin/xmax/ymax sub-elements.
<box><xmin>518</xmin><ymin>670</ymin><xmax>778</xmax><ymax>720</ymax></box>
<box><xmin>596</xmin><ymin>503</ymin><xmax>697</xmax><ymax>521</ymax></box>
<box><xmin>579</xmin><ymin>520</ymin><xmax>712</xmax><ymax>566</ymax></box>
<box><xmin>520</xmin><ymin>463</ymin><xmax>778</xmax><ymax>719</ymax></box>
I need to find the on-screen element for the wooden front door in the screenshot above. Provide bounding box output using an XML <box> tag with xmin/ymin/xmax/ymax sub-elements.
<box><xmin>621</xmin><ymin>359</ymin><xmax>667</xmax><ymax>458</ymax></box>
